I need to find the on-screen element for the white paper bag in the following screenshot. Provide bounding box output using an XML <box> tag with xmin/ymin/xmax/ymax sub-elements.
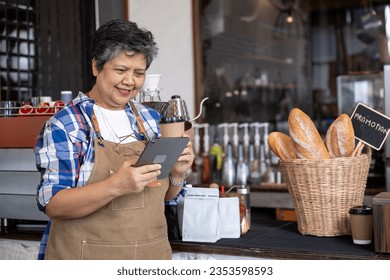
<box><xmin>218</xmin><ymin>196</ymin><xmax>240</xmax><ymax>238</ymax></box>
<box><xmin>182</xmin><ymin>187</ymin><xmax>220</xmax><ymax>242</ymax></box>
<box><xmin>181</xmin><ymin>187</ymin><xmax>240</xmax><ymax>242</ymax></box>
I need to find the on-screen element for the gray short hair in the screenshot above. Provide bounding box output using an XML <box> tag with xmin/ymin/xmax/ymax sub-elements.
<box><xmin>91</xmin><ymin>19</ymin><xmax>158</xmax><ymax>72</ymax></box>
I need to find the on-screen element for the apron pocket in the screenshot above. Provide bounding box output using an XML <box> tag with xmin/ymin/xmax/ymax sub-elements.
<box><xmin>81</xmin><ymin>240</ymin><xmax>137</xmax><ymax>260</ymax></box>
<box><xmin>81</xmin><ymin>236</ymin><xmax>171</xmax><ymax>260</ymax></box>
<box><xmin>111</xmin><ymin>191</ymin><xmax>145</xmax><ymax>210</ymax></box>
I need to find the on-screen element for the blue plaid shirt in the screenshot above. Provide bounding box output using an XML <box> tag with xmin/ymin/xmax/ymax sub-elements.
<box><xmin>34</xmin><ymin>92</ymin><xmax>161</xmax><ymax>259</ymax></box>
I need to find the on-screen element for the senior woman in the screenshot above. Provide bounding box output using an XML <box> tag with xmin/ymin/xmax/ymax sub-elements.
<box><xmin>34</xmin><ymin>19</ymin><xmax>194</xmax><ymax>260</ymax></box>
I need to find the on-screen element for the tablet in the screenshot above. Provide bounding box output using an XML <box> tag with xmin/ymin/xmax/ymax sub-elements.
<box><xmin>134</xmin><ymin>137</ymin><xmax>190</xmax><ymax>179</ymax></box>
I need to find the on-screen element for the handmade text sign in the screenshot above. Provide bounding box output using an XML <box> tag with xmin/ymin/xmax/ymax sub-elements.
<box><xmin>350</xmin><ymin>103</ymin><xmax>390</xmax><ymax>150</ymax></box>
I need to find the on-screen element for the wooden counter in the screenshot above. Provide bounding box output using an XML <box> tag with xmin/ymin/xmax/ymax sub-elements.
<box><xmin>170</xmin><ymin>208</ymin><xmax>390</xmax><ymax>260</ymax></box>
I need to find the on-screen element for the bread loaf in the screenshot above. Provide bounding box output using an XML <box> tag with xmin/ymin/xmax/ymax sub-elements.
<box><xmin>288</xmin><ymin>108</ymin><xmax>330</xmax><ymax>160</ymax></box>
<box><xmin>268</xmin><ymin>131</ymin><xmax>297</xmax><ymax>161</ymax></box>
<box><xmin>325</xmin><ymin>114</ymin><xmax>355</xmax><ymax>158</ymax></box>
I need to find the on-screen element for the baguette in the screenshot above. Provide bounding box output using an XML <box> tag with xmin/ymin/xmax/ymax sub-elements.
<box><xmin>268</xmin><ymin>131</ymin><xmax>297</xmax><ymax>161</ymax></box>
<box><xmin>288</xmin><ymin>108</ymin><xmax>330</xmax><ymax>160</ymax></box>
<box><xmin>325</xmin><ymin>114</ymin><xmax>355</xmax><ymax>158</ymax></box>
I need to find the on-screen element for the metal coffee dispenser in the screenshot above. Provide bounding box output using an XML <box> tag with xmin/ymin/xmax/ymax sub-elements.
<box><xmin>160</xmin><ymin>95</ymin><xmax>209</xmax><ymax>135</ymax></box>
<box><xmin>137</xmin><ymin>74</ymin><xmax>208</xmax><ymax>136</ymax></box>
<box><xmin>161</xmin><ymin>95</ymin><xmax>192</xmax><ymax>133</ymax></box>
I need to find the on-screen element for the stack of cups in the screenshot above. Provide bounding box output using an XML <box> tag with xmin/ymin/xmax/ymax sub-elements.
<box><xmin>60</xmin><ymin>91</ymin><xmax>73</xmax><ymax>104</ymax></box>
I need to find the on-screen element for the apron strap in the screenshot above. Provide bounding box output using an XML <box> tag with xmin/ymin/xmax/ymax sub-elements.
<box><xmin>129</xmin><ymin>101</ymin><xmax>149</xmax><ymax>139</ymax></box>
<box><xmin>91</xmin><ymin>109</ymin><xmax>104</xmax><ymax>143</ymax></box>
<box><xmin>91</xmin><ymin>110</ymin><xmax>101</xmax><ymax>133</ymax></box>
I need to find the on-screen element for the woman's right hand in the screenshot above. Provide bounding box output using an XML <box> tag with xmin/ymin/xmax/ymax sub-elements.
<box><xmin>109</xmin><ymin>160</ymin><xmax>162</xmax><ymax>196</ymax></box>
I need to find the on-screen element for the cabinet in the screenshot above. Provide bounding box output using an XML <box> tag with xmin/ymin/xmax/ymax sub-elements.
<box><xmin>0</xmin><ymin>148</ymin><xmax>48</xmax><ymax>221</ymax></box>
<box><xmin>0</xmin><ymin>116</ymin><xmax>49</xmax><ymax>222</ymax></box>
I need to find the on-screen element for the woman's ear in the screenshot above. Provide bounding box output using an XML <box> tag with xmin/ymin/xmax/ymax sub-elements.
<box><xmin>92</xmin><ymin>59</ymin><xmax>98</xmax><ymax>77</ymax></box>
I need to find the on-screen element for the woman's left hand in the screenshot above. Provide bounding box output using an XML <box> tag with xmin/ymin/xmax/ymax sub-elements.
<box><xmin>170</xmin><ymin>134</ymin><xmax>194</xmax><ymax>179</ymax></box>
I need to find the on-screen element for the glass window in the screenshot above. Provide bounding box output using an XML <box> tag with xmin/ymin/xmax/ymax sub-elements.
<box><xmin>197</xmin><ymin>0</ymin><xmax>389</xmax><ymax>132</ymax></box>
<box><xmin>0</xmin><ymin>0</ymin><xmax>96</xmax><ymax>102</ymax></box>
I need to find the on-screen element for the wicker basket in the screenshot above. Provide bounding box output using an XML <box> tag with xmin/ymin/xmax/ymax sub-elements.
<box><xmin>278</xmin><ymin>148</ymin><xmax>371</xmax><ymax>236</ymax></box>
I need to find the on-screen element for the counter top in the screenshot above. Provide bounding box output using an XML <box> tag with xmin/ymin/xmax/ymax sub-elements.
<box><xmin>170</xmin><ymin>209</ymin><xmax>390</xmax><ymax>260</ymax></box>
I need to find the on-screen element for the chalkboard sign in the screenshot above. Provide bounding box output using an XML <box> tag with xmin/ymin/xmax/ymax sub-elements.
<box><xmin>350</xmin><ymin>103</ymin><xmax>390</xmax><ymax>150</ymax></box>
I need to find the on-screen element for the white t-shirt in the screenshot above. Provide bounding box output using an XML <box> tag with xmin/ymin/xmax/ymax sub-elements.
<box><xmin>93</xmin><ymin>105</ymin><xmax>136</xmax><ymax>143</ymax></box>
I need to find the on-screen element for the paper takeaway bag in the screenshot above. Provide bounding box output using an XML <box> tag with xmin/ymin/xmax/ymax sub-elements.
<box><xmin>181</xmin><ymin>187</ymin><xmax>240</xmax><ymax>242</ymax></box>
<box><xmin>218</xmin><ymin>196</ymin><xmax>240</xmax><ymax>239</ymax></box>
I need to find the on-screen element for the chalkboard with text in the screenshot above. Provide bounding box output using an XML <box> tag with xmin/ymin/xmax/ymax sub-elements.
<box><xmin>351</xmin><ymin>103</ymin><xmax>390</xmax><ymax>150</ymax></box>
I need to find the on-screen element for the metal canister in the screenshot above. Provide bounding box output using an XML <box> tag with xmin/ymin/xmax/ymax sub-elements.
<box><xmin>236</xmin><ymin>185</ymin><xmax>251</xmax><ymax>230</ymax></box>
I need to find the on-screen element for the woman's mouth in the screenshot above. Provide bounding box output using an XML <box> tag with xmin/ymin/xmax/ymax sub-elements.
<box><xmin>116</xmin><ymin>87</ymin><xmax>132</xmax><ymax>96</ymax></box>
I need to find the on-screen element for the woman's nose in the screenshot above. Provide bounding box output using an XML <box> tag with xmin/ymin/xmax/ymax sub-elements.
<box><xmin>122</xmin><ymin>72</ymin><xmax>135</xmax><ymax>86</ymax></box>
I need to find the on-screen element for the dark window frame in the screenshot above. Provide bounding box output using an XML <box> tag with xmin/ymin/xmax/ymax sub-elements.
<box><xmin>0</xmin><ymin>0</ymin><xmax>96</xmax><ymax>102</ymax></box>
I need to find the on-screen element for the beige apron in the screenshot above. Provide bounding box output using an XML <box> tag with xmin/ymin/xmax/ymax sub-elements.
<box><xmin>45</xmin><ymin>105</ymin><xmax>171</xmax><ymax>260</ymax></box>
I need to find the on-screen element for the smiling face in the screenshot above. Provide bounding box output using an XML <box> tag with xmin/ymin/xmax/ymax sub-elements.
<box><xmin>90</xmin><ymin>51</ymin><xmax>147</xmax><ymax>110</ymax></box>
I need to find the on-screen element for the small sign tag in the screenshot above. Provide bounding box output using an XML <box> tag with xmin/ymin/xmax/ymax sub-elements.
<box><xmin>350</xmin><ymin>103</ymin><xmax>390</xmax><ymax>150</ymax></box>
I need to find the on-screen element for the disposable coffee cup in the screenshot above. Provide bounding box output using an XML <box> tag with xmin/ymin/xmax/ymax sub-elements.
<box><xmin>349</xmin><ymin>205</ymin><xmax>373</xmax><ymax>245</ymax></box>
<box><xmin>160</xmin><ymin>121</ymin><xmax>185</xmax><ymax>137</ymax></box>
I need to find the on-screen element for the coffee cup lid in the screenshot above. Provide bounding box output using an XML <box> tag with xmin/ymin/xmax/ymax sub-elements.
<box><xmin>160</xmin><ymin>116</ymin><xmax>185</xmax><ymax>124</ymax></box>
<box><xmin>349</xmin><ymin>205</ymin><xmax>372</xmax><ymax>215</ymax></box>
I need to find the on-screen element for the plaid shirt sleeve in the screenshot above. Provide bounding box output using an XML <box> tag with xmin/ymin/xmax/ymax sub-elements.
<box><xmin>165</xmin><ymin>183</ymin><xmax>188</xmax><ymax>206</ymax></box>
<box><xmin>34</xmin><ymin>102</ymin><xmax>92</xmax><ymax>212</ymax></box>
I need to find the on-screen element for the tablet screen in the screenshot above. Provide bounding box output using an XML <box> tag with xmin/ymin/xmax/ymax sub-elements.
<box><xmin>134</xmin><ymin>137</ymin><xmax>190</xmax><ymax>179</ymax></box>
